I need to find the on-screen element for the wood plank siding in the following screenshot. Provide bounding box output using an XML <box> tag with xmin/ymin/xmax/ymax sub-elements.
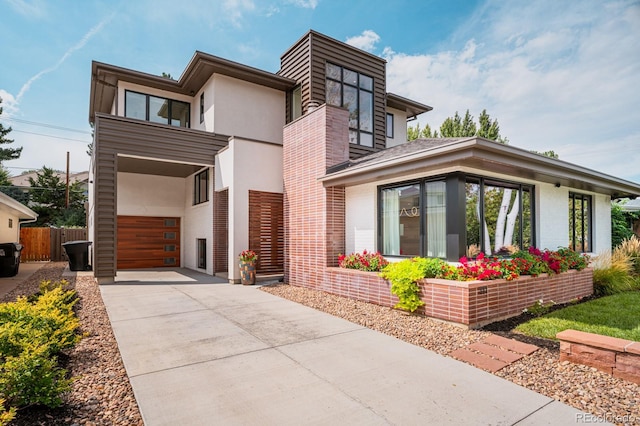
<box><xmin>93</xmin><ymin>114</ymin><xmax>228</xmax><ymax>279</ymax></box>
<box><xmin>248</xmin><ymin>190</ymin><xmax>284</xmax><ymax>274</ymax></box>
<box><xmin>117</xmin><ymin>216</ymin><xmax>180</xmax><ymax>269</ymax></box>
<box><xmin>279</xmin><ymin>30</ymin><xmax>387</xmax><ymax>159</ymax></box>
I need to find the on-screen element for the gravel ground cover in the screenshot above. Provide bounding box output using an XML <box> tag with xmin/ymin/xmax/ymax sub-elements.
<box><xmin>261</xmin><ymin>283</ymin><xmax>640</xmax><ymax>426</ymax></box>
<box><xmin>1</xmin><ymin>262</ymin><xmax>143</xmax><ymax>426</ymax></box>
<box><xmin>2</xmin><ymin>264</ymin><xmax>638</xmax><ymax>425</ymax></box>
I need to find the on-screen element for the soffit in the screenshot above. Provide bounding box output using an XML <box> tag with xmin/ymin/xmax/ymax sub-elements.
<box><xmin>321</xmin><ymin>138</ymin><xmax>640</xmax><ymax>198</ymax></box>
<box><xmin>117</xmin><ymin>156</ymin><xmax>204</xmax><ymax>178</ymax></box>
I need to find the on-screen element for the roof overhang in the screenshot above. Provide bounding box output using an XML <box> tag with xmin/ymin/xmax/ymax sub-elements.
<box><xmin>0</xmin><ymin>192</ymin><xmax>38</xmax><ymax>220</ymax></box>
<box><xmin>320</xmin><ymin>137</ymin><xmax>640</xmax><ymax>198</ymax></box>
<box><xmin>90</xmin><ymin>52</ymin><xmax>297</xmax><ymax>123</ymax></box>
<box><xmin>386</xmin><ymin>93</ymin><xmax>433</xmax><ymax>120</ymax></box>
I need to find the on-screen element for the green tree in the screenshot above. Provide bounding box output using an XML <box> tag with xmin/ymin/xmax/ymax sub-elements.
<box><xmin>612</xmin><ymin>202</ymin><xmax>640</xmax><ymax>248</ymax></box>
<box><xmin>28</xmin><ymin>167</ymin><xmax>87</xmax><ymax>227</ymax></box>
<box><xmin>408</xmin><ymin>109</ymin><xmax>506</xmax><ymax>143</ymax></box>
<box><xmin>0</xmin><ymin>98</ymin><xmax>22</xmax><ymax>162</ymax></box>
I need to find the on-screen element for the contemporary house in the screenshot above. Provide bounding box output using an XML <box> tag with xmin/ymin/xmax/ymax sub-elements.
<box><xmin>88</xmin><ymin>30</ymin><xmax>640</xmax><ymax>285</ymax></box>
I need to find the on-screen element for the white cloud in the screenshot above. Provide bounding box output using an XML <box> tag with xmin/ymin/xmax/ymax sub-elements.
<box><xmin>223</xmin><ymin>0</ymin><xmax>256</xmax><ymax>27</ymax></box>
<box><xmin>6</xmin><ymin>0</ymin><xmax>47</xmax><ymax>18</ymax></box>
<box><xmin>287</xmin><ymin>0</ymin><xmax>319</xmax><ymax>9</ymax></box>
<box><xmin>383</xmin><ymin>0</ymin><xmax>640</xmax><ymax>182</ymax></box>
<box><xmin>12</xmin><ymin>13</ymin><xmax>114</xmax><ymax>107</ymax></box>
<box><xmin>0</xmin><ymin>90</ymin><xmax>18</xmax><ymax>118</ymax></box>
<box><xmin>345</xmin><ymin>30</ymin><xmax>380</xmax><ymax>53</ymax></box>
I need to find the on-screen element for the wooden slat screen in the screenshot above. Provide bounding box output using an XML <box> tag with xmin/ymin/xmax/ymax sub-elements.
<box><xmin>19</xmin><ymin>227</ymin><xmax>51</xmax><ymax>261</ymax></box>
<box><xmin>248</xmin><ymin>190</ymin><xmax>284</xmax><ymax>274</ymax></box>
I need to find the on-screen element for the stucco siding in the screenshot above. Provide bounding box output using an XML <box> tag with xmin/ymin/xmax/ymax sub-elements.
<box><xmin>594</xmin><ymin>193</ymin><xmax>611</xmax><ymax>253</ymax></box>
<box><xmin>385</xmin><ymin>107</ymin><xmax>407</xmax><ymax>148</ymax></box>
<box><xmin>117</xmin><ymin>173</ymin><xmax>185</xmax><ymax>217</ymax></box>
<box><xmin>183</xmin><ymin>167</ymin><xmax>214</xmax><ymax>274</ymax></box>
<box><xmin>215</xmin><ymin>138</ymin><xmax>283</xmax><ymax>281</ymax></box>
<box><xmin>537</xmin><ymin>183</ymin><xmax>570</xmax><ymax>250</ymax></box>
<box><xmin>0</xmin><ymin>211</ymin><xmax>19</xmax><ymax>242</ymax></box>
<box><xmin>345</xmin><ymin>184</ymin><xmax>377</xmax><ymax>254</ymax></box>
<box><xmin>211</xmin><ymin>75</ymin><xmax>286</xmax><ymax>143</ymax></box>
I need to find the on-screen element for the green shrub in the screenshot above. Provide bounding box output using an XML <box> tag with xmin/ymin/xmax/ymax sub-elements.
<box><xmin>591</xmin><ymin>250</ymin><xmax>639</xmax><ymax>296</ymax></box>
<box><xmin>0</xmin><ymin>281</ymin><xmax>80</xmax><ymax>410</ymax></box>
<box><xmin>380</xmin><ymin>258</ymin><xmax>443</xmax><ymax>312</ymax></box>
<box><xmin>0</xmin><ymin>347</ymin><xmax>72</xmax><ymax>408</ymax></box>
<box><xmin>0</xmin><ymin>398</ymin><xmax>15</xmax><ymax>426</ymax></box>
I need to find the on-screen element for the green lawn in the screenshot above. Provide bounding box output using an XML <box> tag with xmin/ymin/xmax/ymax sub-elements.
<box><xmin>515</xmin><ymin>291</ymin><xmax>640</xmax><ymax>341</ymax></box>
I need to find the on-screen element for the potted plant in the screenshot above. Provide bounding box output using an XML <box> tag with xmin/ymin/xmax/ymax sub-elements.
<box><xmin>238</xmin><ymin>250</ymin><xmax>258</xmax><ymax>285</ymax></box>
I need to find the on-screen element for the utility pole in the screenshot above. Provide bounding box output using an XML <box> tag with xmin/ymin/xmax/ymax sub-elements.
<box><xmin>65</xmin><ymin>151</ymin><xmax>70</xmax><ymax>208</ymax></box>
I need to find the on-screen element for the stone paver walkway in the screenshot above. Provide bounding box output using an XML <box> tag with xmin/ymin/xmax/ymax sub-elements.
<box><xmin>450</xmin><ymin>334</ymin><xmax>539</xmax><ymax>372</ymax></box>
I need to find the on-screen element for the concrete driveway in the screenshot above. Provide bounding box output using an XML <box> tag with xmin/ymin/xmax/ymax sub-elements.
<box><xmin>0</xmin><ymin>261</ymin><xmax>47</xmax><ymax>299</ymax></box>
<box><xmin>100</xmin><ymin>268</ymin><xmax>594</xmax><ymax>425</ymax></box>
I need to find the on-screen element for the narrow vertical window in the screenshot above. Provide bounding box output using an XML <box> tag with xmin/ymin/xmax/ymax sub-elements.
<box><xmin>8</xmin><ymin>219</ymin><xmax>13</xmax><ymax>229</ymax></box>
<box><xmin>197</xmin><ymin>239</ymin><xmax>206</xmax><ymax>269</ymax></box>
<box><xmin>200</xmin><ymin>93</ymin><xmax>205</xmax><ymax>123</ymax></box>
<box><xmin>569</xmin><ymin>192</ymin><xmax>592</xmax><ymax>253</ymax></box>
<box><xmin>193</xmin><ymin>169</ymin><xmax>209</xmax><ymax>205</ymax></box>
<box><xmin>292</xmin><ymin>86</ymin><xmax>302</xmax><ymax>120</ymax></box>
<box><xmin>386</xmin><ymin>113</ymin><xmax>394</xmax><ymax>138</ymax></box>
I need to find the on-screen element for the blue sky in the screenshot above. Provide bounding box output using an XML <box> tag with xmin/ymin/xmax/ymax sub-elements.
<box><xmin>1</xmin><ymin>0</ymin><xmax>639</xmax><ymax>184</ymax></box>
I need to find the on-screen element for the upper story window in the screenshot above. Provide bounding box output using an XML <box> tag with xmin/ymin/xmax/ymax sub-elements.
<box><xmin>386</xmin><ymin>113</ymin><xmax>394</xmax><ymax>138</ymax></box>
<box><xmin>125</xmin><ymin>90</ymin><xmax>190</xmax><ymax>127</ymax></box>
<box><xmin>325</xmin><ymin>63</ymin><xmax>374</xmax><ymax>147</ymax></box>
<box><xmin>193</xmin><ymin>169</ymin><xmax>209</xmax><ymax>205</ymax></box>
<box><xmin>569</xmin><ymin>192</ymin><xmax>592</xmax><ymax>253</ymax></box>
<box><xmin>200</xmin><ymin>93</ymin><xmax>205</xmax><ymax>123</ymax></box>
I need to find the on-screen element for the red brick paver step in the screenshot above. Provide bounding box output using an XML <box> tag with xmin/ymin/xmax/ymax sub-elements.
<box><xmin>450</xmin><ymin>348</ymin><xmax>508</xmax><ymax>373</ymax></box>
<box><xmin>468</xmin><ymin>342</ymin><xmax>524</xmax><ymax>364</ymax></box>
<box><xmin>483</xmin><ymin>335</ymin><xmax>539</xmax><ymax>355</ymax></box>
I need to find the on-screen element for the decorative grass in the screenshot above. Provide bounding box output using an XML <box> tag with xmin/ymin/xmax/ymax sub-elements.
<box><xmin>515</xmin><ymin>291</ymin><xmax>640</xmax><ymax>341</ymax></box>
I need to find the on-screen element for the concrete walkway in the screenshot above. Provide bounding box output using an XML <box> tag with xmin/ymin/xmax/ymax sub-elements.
<box><xmin>100</xmin><ymin>268</ymin><xmax>595</xmax><ymax>425</ymax></box>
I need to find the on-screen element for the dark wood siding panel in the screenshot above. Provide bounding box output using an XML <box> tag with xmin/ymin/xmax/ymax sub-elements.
<box><xmin>279</xmin><ymin>35</ymin><xmax>310</xmax><ymax>121</ymax></box>
<box><xmin>280</xmin><ymin>32</ymin><xmax>387</xmax><ymax>159</ymax></box>
<box><xmin>213</xmin><ymin>188</ymin><xmax>228</xmax><ymax>273</ymax></box>
<box><xmin>248</xmin><ymin>190</ymin><xmax>284</xmax><ymax>274</ymax></box>
<box><xmin>93</xmin><ymin>113</ymin><xmax>225</xmax><ymax>280</ymax></box>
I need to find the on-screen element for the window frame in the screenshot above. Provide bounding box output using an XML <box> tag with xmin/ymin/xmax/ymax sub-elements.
<box><xmin>124</xmin><ymin>89</ymin><xmax>191</xmax><ymax>127</ymax></box>
<box><xmin>200</xmin><ymin>92</ymin><xmax>205</xmax><ymax>123</ymax></box>
<box><xmin>386</xmin><ymin>113</ymin><xmax>394</xmax><ymax>138</ymax></box>
<box><xmin>378</xmin><ymin>176</ymin><xmax>447</xmax><ymax>259</ymax></box>
<box><xmin>193</xmin><ymin>169</ymin><xmax>209</xmax><ymax>205</ymax></box>
<box><xmin>325</xmin><ymin>62</ymin><xmax>374</xmax><ymax>147</ymax></box>
<box><xmin>569</xmin><ymin>192</ymin><xmax>593</xmax><ymax>253</ymax></box>
<box><xmin>197</xmin><ymin>238</ymin><xmax>206</xmax><ymax>269</ymax></box>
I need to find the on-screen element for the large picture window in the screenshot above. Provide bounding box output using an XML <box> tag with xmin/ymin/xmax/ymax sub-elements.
<box><xmin>465</xmin><ymin>178</ymin><xmax>533</xmax><ymax>256</ymax></box>
<box><xmin>193</xmin><ymin>169</ymin><xmax>209</xmax><ymax>205</ymax></box>
<box><xmin>569</xmin><ymin>192</ymin><xmax>592</xmax><ymax>253</ymax></box>
<box><xmin>125</xmin><ymin>90</ymin><xmax>190</xmax><ymax>127</ymax></box>
<box><xmin>325</xmin><ymin>63</ymin><xmax>374</xmax><ymax>147</ymax></box>
<box><xmin>380</xmin><ymin>179</ymin><xmax>446</xmax><ymax>258</ymax></box>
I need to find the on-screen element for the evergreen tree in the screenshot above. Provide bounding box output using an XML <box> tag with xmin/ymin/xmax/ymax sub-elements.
<box><xmin>28</xmin><ymin>167</ymin><xmax>87</xmax><ymax>227</ymax></box>
<box><xmin>0</xmin><ymin>98</ymin><xmax>22</xmax><ymax>161</ymax></box>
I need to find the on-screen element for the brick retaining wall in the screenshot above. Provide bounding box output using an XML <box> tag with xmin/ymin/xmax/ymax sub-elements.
<box><xmin>557</xmin><ymin>329</ymin><xmax>640</xmax><ymax>385</ymax></box>
<box><xmin>321</xmin><ymin>267</ymin><xmax>593</xmax><ymax>328</ymax></box>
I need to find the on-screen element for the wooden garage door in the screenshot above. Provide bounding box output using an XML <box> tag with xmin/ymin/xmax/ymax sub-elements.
<box><xmin>117</xmin><ymin>216</ymin><xmax>180</xmax><ymax>269</ymax></box>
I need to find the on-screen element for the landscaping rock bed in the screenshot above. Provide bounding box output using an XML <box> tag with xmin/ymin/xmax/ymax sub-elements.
<box><xmin>261</xmin><ymin>283</ymin><xmax>640</xmax><ymax>426</ymax></box>
<box><xmin>2</xmin><ymin>262</ymin><xmax>143</xmax><ymax>426</ymax></box>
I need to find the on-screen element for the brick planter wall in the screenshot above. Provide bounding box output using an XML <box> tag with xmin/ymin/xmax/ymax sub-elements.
<box><xmin>557</xmin><ymin>329</ymin><xmax>640</xmax><ymax>385</ymax></box>
<box><xmin>321</xmin><ymin>267</ymin><xmax>593</xmax><ymax>329</ymax></box>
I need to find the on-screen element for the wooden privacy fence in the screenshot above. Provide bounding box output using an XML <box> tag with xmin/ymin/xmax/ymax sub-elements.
<box><xmin>19</xmin><ymin>227</ymin><xmax>88</xmax><ymax>262</ymax></box>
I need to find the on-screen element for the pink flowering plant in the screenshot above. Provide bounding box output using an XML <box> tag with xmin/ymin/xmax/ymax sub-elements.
<box><xmin>239</xmin><ymin>250</ymin><xmax>258</xmax><ymax>262</ymax></box>
<box><xmin>338</xmin><ymin>250</ymin><xmax>389</xmax><ymax>272</ymax></box>
<box><xmin>456</xmin><ymin>252</ymin><xmax>520</xmax><ymax>281</ymax></box>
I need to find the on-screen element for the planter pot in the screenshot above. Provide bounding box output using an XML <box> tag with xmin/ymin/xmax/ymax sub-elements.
<box><xmin>239</xmin><ymin>260</ymin><xmax>256</xmax><ymax>285</ymax></box>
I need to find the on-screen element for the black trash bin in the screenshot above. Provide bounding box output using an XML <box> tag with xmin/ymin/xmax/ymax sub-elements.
<box><xmin>62</xmin><ymin>241</ymin><xmax>93</xmax><ymax>271</ymax></box>
<box><xmin>0</xmin><ymin>242</ymin><xmax>23</xmax><ymax>277</ymax></box>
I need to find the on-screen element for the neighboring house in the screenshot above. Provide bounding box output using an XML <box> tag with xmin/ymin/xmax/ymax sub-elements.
<box><xmin>88</xmin><ymin>30</ymin><xmax>640</xmax><ymax>284</ymax></box>
<box><xmin>0</xmin><ymin>191</ymin><xmax>37</xmax><ymax>242</ymax></box>
<box><xmin>9</xmin><ymin>170</ymin><xmax>90</xmax><ymax>198</ymax></box>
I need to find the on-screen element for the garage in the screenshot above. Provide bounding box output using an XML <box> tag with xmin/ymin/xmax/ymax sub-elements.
<box><xmin>117</xmin><ymin>216</ymin><xmax>180</xmax><ymax>269</ymax></box>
